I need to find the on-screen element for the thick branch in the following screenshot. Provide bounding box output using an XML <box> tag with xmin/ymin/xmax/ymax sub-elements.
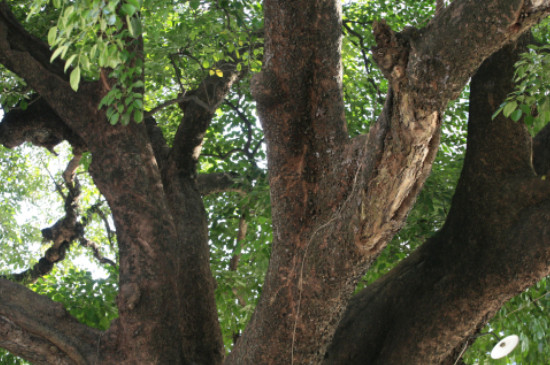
<box><xmin>144</xmin><ymin>116</ymin><xmax>170</xmax><ymax>171</ymax></box>
<box><xmin>169</xmin><ymin>61</ymin><xmax>242</xmax><ymax>177</ymax></box>
<box><xmin>399</xmin><ymin>0</ymin><xmax>550</xmax><ymax>102</ymax></box>
<box><xmin>326</xmin><ymin>34</ymin><xmax>550</xmax><ymax>365</ymax></box>
<box><xmin>0</xmin><ymin>3</ymin><xmax>99</xmax><ymax>141</ymax></box>
<box><xmin>350</xmin><ymin>0</ymin><xmax>550</xmax><ymax>260</ymax></box>
<box><xmin>0</xmin><ymin>279</ymin><xmax>101</xmax><ymax>364</ymax></box>
<box><xmin>0</xmin><ymin>97</ymin><xmax>86</xmax><ymax>152</ymax></box>
<box><xmin>230</xmin><ymin>1</ymin><xmax>550</xmax><ymax>364</ymax></box>
<box><xmin>0</xmin><ymin>4</ymin><xmax>66</xmax><ymax>81</ymax></box>
<box><xmin>5</xmin><ymin>159</ymin><xmax>83</xmax><ymax>284</ymax></box>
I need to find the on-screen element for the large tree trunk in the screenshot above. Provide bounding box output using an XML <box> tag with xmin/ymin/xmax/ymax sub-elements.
<box><xmin>0</xmin><ymin>0</ymin><xmax>550</xmax><ymax>364</ymax></box>
<box><xmin>0</xmin><ymin>3</ymin><xmax>237</xmax><ymax>363</ymax></box>
<box><xmin>325</xmin><ymin>35</ymin><xmax>550</xmax><ymax>365</ymax></box>
<box><xmin>227</xmin><ymin>0</ymin><xmax>550</xmax><ymax>363</ymax></box>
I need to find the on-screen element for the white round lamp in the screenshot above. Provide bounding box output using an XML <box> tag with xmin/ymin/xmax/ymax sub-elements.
<box><xmin>490</xmin><ymin>334</ymin><xmax>519</xmax><ymax>359</ymax></box>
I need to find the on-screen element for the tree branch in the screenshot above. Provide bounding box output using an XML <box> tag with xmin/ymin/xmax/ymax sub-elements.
<box><xmin>169</xmin><ymin>59</ymin><xmax>242</xmax><ymax>177</ymax></box>
<box><xmin>0</xmin><ymin>4</ymin><xmax>66</xmax><ymax>81</ymax></box>
<box><xmin>0</xmin><ymin>96</ymin><xmax>86</xmax><ymax>152</ymax></box>
<box><xmin>229</xmin><ymin>1</ymin><xmax>550</xmax><ymax>363</ymax></box>
<box><xmin>79</xmin><ymin>237</ymin><xmax>117</xmax><ymax>267</ymax></box>
<box><xmin>326</xmin><ymin>34</ymin><xmax>550</xmax><ymax>365</ymax></box>
<box><xmin>0</xmin><ymin>3</ymin><xmax>98</xmax><ymax>141</ymax></box>
<box><xmin>2</xmin><ymin>155</ymin><xmax>112</xmax><ymax>284</ymax></box>
<box><xmin>0</xmin><ymin>279</ymin><xmax>101</xmax><ymax>364</ymax></box>
<box><xmin>144</xmin><ymin>116</ymin><xmax>170</xmax><ymax>171</ymax></box>
<box><xmin>342</xmin><ymin>20</ymin><xmax>382</xmax><ymax>100</ymax></box>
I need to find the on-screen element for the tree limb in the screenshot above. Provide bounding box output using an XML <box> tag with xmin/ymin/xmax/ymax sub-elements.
<box><xmin>144</xmin><ymin>116</ymin><xmax>170</xmax><ymax>171</ymax></box>
<box><xmin>229</xmin><ymin>0</ymin><xmax>550</xmax><ymax>363</ymax></box>
<box><xmin>0</xmin><ymin>96</ymin><xmax>86</xmax><ymax>152</ymax></box>
<box><xmin>0</xmin><ymin>279</ymin><xmax>102</xmax><ymax>364</ymax></box>
<box><xmin>169</xmin><ymin>60</ymin><xmax>242</xmax><ymax>177</ymax></box>
<box><xmin>2</xmin><ymin>155</ymin><xmax>114</xmax><ymax>284</ymax></box>
<box><xmin>0</xmin><ymin>3</ymin><xmax>99</xmax><ymax>141</ymax></box>
<box><xmin>326</xmin><ymin>33</ymin><xmax>550</xmax><ymax>365</ymax></box>
<box><xmin>0</xmin><ymin>4</ymin><xmax>66</xmax><ymax>81</ymax></box>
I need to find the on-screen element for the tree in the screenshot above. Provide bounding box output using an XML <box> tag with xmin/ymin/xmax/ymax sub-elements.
<box><xmin>0</xmin><ymin>0</ymin><xmax>550</xmax><ymax>364</ymax></box>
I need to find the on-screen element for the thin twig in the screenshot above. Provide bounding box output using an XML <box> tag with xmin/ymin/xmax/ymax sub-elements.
<box><xmin>224</xmin><ymin>98</ymin><xmax>253</xmax><ymax>152</ymax></box>
<box><xmin>342</xmin><ymin>21</ymin><xmax>383</xmax><ymax>100</ymax></box>
<box><xmin>202</xmin><ymin>147</ymin><xmax>246</xmax><ymax>161</ymax></box>
<box><xmin>145</xmin><ymin>94</ymin><xmax>215</xmax><ymax>117</ymax></box>
<box><xmin>87</xmin><ymin>203</ymin><xmax>115</xmax><ymax>249</ymax></box>
<box><xmin>79</xmin><ymin>237</ymin><xmax>117</xmax><ymax>267</ymax></box>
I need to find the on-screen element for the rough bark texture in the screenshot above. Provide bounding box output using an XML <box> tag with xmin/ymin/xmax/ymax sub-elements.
<box><xmin>0</xmin><ymin>279</ymin><xmax>101</xmax><ymax>364</ymax></box>
<box><xmin>325</xmin><ymin>35</ymin><xmax>550</xmax><ymax>365</ymax></box>
<box><xmin>1</xmin><ymin>0</ymin><xmax>550</xmax><ymax>364</ymax></box>
<box><xmin>0</xmin><ymin>2</ymin><xmax>237</xmax><ymax>363</ymax></box>
<box><xmin>227</xmin><ymin>0</ymin><xmax>550</xmax><ymax>364</ymax></box>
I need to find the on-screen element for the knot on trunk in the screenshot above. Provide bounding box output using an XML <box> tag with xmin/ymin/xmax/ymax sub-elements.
<box><xmin>372</xmin><ymin>20</ymin><xmax>411</xmax><ymax>86</ymax></box>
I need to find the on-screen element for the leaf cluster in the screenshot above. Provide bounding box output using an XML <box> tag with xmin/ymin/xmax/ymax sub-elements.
<box><xmin>492</xmin><ymin>19</ymin><xmax>550</xmax><ymax>135</ymax></box>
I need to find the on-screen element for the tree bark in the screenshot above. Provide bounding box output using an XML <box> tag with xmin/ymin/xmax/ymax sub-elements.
<box><xmin>0</xmin><ymin>279</ymin><xmax>101</xmax><ymax>364</ymax></box>
<box><xmin>1</xmin><ymin>0</ymin><xmax>550</xmax><ymax>364</ymax></box>
<box><xmin>325</xmin><ymin>34</ymin><xmax>550</xmax><ymax>365</ymax></box>
<box><xmin>227</xmin><ymin>0</ymin><xmax>550</xmax><ymax>363</ymax></box>
<box><xmin>0</xmin><ymin>3</ymin><xmax>240</xmax><ymax>364</ymax></box>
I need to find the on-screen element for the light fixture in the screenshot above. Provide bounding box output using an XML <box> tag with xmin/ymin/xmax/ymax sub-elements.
<box><xmin>490</xmin><ymin>334</ymin><xmax>520</xmax><ymax>359</ymax></box>
<box><xmin>454</xmin><ymin>331</ymin><xmax>520</xmax><ymax>364</ymax></box>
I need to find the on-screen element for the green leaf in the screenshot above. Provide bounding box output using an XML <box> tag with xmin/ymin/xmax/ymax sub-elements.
<box><xmin>132</xmin><ymin>98</ymin><xmax>143</xmax><ymax>109</ymax></box>
<box><xmin>109</xmin><ymin>112</ymin><xmax>120</xmax><ymax>125</ymax></box>
<box><xmin>64</xmin><ymin>54</ymin><xmax>77</xmax><ymax>73</ymax></box>
<box><xmin>129</xmin><ymin>16</ymin><xmax>142</xmax><ymax>38</ymax></box>
<box><xmin>491</xmin><ymin>105</ymin><xmax>503</xmax><ymax>120</ymax></box>
<box><xmin>70</xmin><ymin>66</ymin><xmax>81</xmax><ymax>91</ymax></box>
<box><xmin>50</xmin><ymin>45</ymin><xmax>68</xmax><ymax>63</ymax></box>
<box><xmin>134</xmin><ymin>109</ymin><xmax>143</xmax><ymax>123</ymax></box>
<box><xmin>80</xmin><ymin>54</ymin><xmax>91</xmax><ymax>70</ymax></box>
<box><xmin>130</xmin><ymin>80</ymin><xmax>144</xmax><ymax>89</ymax></box>
<box><xmin>47</xmin><ymin>26</ymin><xmax>57</xmax><ymax>46</ymax></box>
<box><xmin>127</xmin><ymin>0</ymin><xmax>142</xmax><ymax>9</ymax></box>
<box><xmin>510</xmin><ymin>109</ymin><xmax>523</xmax><ymax>122</ymax></box>
<box><xmin>503</xmin><ymin>101</ymin><xmax>518</xmax><ymax>117</ymax></box>
<box><xmin>121</xmin><ymin>3</ymin><xmax>137</xmax><ymax>16</ymax></box>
